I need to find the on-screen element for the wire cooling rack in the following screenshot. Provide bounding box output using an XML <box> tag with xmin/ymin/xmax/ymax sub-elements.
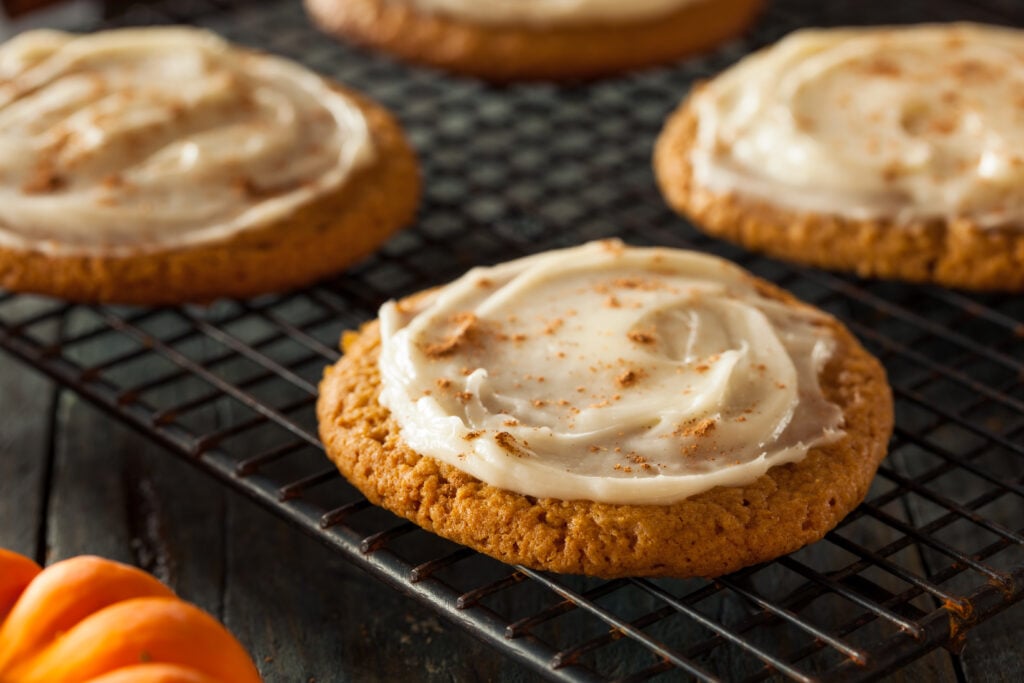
<box><xmin>2</xmin><ymin>0</ymin><xmax>1023</xmax><ymax>680</ymax></box>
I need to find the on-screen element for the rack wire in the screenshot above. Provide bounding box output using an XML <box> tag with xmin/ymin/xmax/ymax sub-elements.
<box><xmin>1</xmin><ymin>0</ymin><xmax>1023</xmax><ymax>680</ymax></box>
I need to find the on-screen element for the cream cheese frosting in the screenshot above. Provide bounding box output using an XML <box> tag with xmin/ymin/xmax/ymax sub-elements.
<box><xmin>408</xmin><ymin>0</ymin><xmax>707</xmax><ymax>26</ymax></box>
<box><xmin>378</xmin><ymin>240</ymin><xmax>844</xmax><ymax>505</ymax></box>
<box><xmin>689</xmin><ymin>23</ymin><xmax>1024</xmax><ymax>228</ymax></box>
<box><xmin>0</xmin><ymin>27</ymin><xmax>374</xmax><ymax>255</ymax></box>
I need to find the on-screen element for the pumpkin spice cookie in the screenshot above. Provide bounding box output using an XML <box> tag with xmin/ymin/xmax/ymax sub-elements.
<box><xmin>0</xmin><ymin>27</ymin><xmax>420</xmax><ymax>304</ymax></box>
<box><xmin>655</xmin><ymin>23</ymin><xmax>1024</xmax><ymax>291</ymax></box>
<box><xmin>317</xmin><ymin>241</ymin><xmax>893</xmax><ymax>578</ymax></box>
<box><xmin>304</xmin><ymin>0</ymin><xmax>764</xmax><ymax>81</ymax></box>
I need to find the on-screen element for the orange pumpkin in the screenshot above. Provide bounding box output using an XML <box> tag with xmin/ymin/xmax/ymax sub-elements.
<box><xmin>0</xmin><ymin>548</ymin><xmax>262</xmax><ymax>683</ymax></box>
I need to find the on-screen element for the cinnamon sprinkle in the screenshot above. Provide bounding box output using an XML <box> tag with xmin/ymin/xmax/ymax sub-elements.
<box><xmin>616</xmin><ymin>370</ymin><xmax>638</xmax><ymax>388</ymax></box>
<box><xmin>422</xmin><ymin>313</ymin><xmax>478</xmax><ymax>358</ymax></box>
<box><xmin>542</xmin><ymin>319</ymin><xmax>563</xmax><ymax>335</ymax></box>
<box><xmin>21</xmin><ymin>162</ymin><xmax>65</xmax><ymax>194</ymax></box>
<box><xmin>627</xmin><ymin>328</ymin><xmax>656</xmax><ymax>344</ymax></box>
<box><xmin>676</xmin><ymin>418</ymin><xmax>717</xmax><ymax>438</ymax></box>
<box><xmin>494</xmin><ymin>431</ymin><xmax>530</xmax><ymax>458</ymax></box>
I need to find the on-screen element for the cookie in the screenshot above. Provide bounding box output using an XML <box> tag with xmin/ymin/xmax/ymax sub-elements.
<box><xmin>655</xmin><ymin>24</ymin><xmax>1024</xmax><ymax>291</ymax></box>
<box><xmin>0</xmin><ymin>27</ymin><xmax>420</xmax><ymax>305</ymax></box>
<box><xmin>304</xmin><ymin>0</ymin><xmax>763</xmax><ymax>81</ymax></box>
<box><xmin>317</xmin><ymin>241</ymin><xmax>893</xmax><ymax>578</ymax></box>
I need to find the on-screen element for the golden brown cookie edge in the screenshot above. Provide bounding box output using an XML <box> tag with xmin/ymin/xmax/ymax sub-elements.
<box><xmin>316</xmin><ymin>280</ymin><xmax>893</xmax><ymax>579</ymax></box>
<box><xmin>0</xmin><ymin>87</ymin><xmax>421</xmax><ymax>305</ymax></box>
<box><xmin>653</xmin><ymin>93</ymin><xmax>1024</xmax><ymax>292</ymax></box>
<box><xmin>304</xmin><ymin>0</ymin><xmax>764</xmax><ymax>81</ymax></box>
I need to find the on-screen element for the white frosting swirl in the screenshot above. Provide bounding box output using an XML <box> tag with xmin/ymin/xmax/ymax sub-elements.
<box><xmin>690</xmin><ymin>23</ymin><xmax>1024</xmax><ymax>227</ymax></box>
<box><xmin>0</xmin><ymin>27</ymin><xmax>374</xmax><ymax>255</ymax></box>
<box><xmin>378</xmin><ymin>241</ymin><xmax>844</xmax><ymax>505</ymax></box>
<box><xmin>409</xmin><ymin>0</ymin><xmax>707</xmax><ymax>26</ymax></box>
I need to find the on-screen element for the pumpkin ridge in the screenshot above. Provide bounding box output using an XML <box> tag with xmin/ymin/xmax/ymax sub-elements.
<box><xmin>0</xmin><ymin>556</ymin><xmax>174</xmax><ymax>672</ymax></box>
<box><xmin>0</xmin><ymin>549</ymin><xmax>41</xmax><ymax>623</ymax></box>
<box><xmin>7</xmin><ymin>596</ymin><xmax>261</xmax><ymax>683</ymax></box>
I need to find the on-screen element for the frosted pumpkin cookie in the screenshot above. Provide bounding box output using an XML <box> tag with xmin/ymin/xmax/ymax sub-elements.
<box><xmin>0</xmin><ymin>27</ymin><xmax>419</xmax><ymax>304</ymax></box>
<box><xmin>304</xmin><ymin>0</ymin><xmax>763</xmax><ymax>81</ymax></box>
<box><xmin>655</xmin><ymin>23</ymin><xmax>1024</xmax><ymax>291</ymax></box>
<box><xmin>317</xmin><ymin>240</ymin><xmax>893</xmax><ymax>578</ymax></box>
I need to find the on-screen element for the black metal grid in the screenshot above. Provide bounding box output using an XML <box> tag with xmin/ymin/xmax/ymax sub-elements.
<box><xmin>1</xmin><ymin>0</ymin><xmax>1023</xmax><ymax>680</ymax></box>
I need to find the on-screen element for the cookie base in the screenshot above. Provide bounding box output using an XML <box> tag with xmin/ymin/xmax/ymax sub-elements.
<box><xmin>316</xmin><ymin>284</ymin><xmax>893</xmax><ymax>579</ymax></box>
<box><xmin>654</xmin><ymin>96</ymin><xmax>1024</xmax><ymax>292</ymax></box>
<box><xmin>305</xmin><ymin>0</ymin><xmax>764</xmax><ymax>81</ymax></box>
<box><xmin>0</xmin><ymin>89</ymin><xmax>420</xmax><ymax>305</ymax></box>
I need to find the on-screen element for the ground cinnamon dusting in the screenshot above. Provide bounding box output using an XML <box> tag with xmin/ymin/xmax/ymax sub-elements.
<box><xmin>599</xmin><ymin>240</ymin><xmax>625</xmax><ymax>255</ymax></box>
<box><xmin>423</xmin><ymin>313</ymin><xmax>478</xmax><ymax>358</ymax></box>
<box><xmin>494</xmin><ymin>431</ymin><xmax>530</xmax><ymax>458</ymax></box>
<box><xmin>611</xmin><ymin>277</ymin><xmax>666</xmax><ymax>291</ymax></box>
<box><xmin>627</xmin><ymin>329</ymin><xmax>656</xmax><ymax>344</ymax></box>
<box><xmin>22</xmin><ymin>162</ymin><xmax>65</xmax><ymax>194</ymax></box>
<box><xmin>543</xmin><ymin>319</ymin><xmax>563</xmax><ymax>335</ymax></box>
<box><xmin>676</xmin><ymin>418</ymin><xmax>717</xmax><ymax>438</ymax></box>
<box><xmin>863</xmin><ymin>57</ymin><xmax>902</xmax><ymax>77</ymax></box>
<box><xmin>616</xmin><ymin>370</ymin><xmax>639</xmax><ymax>388</ymax></box>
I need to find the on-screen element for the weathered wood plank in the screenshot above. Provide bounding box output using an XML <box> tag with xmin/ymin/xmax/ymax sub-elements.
<box><xmin>0</xmin><ymin>299</ymin><xmax>61</xmax><ymax>560</ymax></box>
<box><xmin>221</xmin><ymin>494</ymin><xmax>532</xmax><ymax>682</ymax></box>
<box><xmin>45</xmin><ymin>309</ymin><xmax>228</xmax><ymax>609</ymax></box>
<box><xmin>48</xmin><ymin>391</ymin><xmax>229</xmax><ymax>602</ymax></box>
<box><xmin>960</xmin><ymin>608</ymin><xmax>1024</xmax><ymax>683</ymax></box>
<box><xmin>0</xmin><ymin>351</ymin><xmax>54</xmax><ymax>559</ymax></box>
